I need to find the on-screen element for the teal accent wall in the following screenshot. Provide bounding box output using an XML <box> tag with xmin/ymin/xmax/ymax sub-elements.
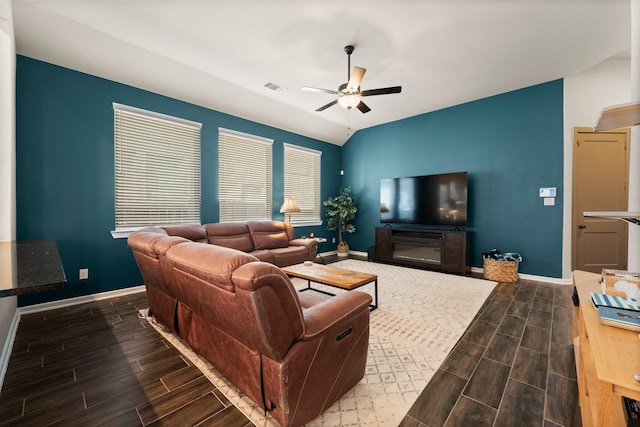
<box><xmin>16</xmin><ymin>56</ymin><xmax>564</xmax><ymax>307</ymax></box>
<box><xmin>341</xmin><ymin>80</ymin><xmax>564</xmax><ymax>277</ymax></box>
<box><xmin>16</xmin><ymin>56</ymin><xmax>342</xmax><ymax>306</ymax></box>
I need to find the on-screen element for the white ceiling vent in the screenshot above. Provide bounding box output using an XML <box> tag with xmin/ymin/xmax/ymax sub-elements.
<box><xmin>264</xmin><ymin>82</ymin><xmax>287</xmax><ymax>92</ymax></box>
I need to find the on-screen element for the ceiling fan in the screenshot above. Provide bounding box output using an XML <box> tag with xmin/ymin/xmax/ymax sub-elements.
<box><xmin>302</xmin><ymin>45</ymin><xmax>402</xmax><ymax>114</ymax></box>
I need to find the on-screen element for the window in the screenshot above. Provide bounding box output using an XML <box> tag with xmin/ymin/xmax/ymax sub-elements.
<box><xmin>112</xmin><ymin>103</ymin><xmax>201</xmax><ymax>238</ymax></box>
<box><xmin>284</xmin><ymin>143</ymin><xmax>322</xmax><ymax>226</ymax></box>
<box><xmin>218</xmin><ymin>128</ymin><xmax>273</xmax><ymax>222</ymax></box>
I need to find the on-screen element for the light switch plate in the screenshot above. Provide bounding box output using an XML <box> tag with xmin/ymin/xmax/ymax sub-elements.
<box><xmin>544</xmin><ymin>197</ymin><xmax>555</xmax><ymax>206</ymax></box>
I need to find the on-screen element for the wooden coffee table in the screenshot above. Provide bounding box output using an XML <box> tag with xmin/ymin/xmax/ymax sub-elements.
<box><xmin>282</xmin><ymin>263</ymin><xmax>378</xmax><ymax>311</ymax></box>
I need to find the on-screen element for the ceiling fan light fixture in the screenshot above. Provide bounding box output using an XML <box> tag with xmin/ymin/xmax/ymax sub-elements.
<box><xmin>338</xmin><ymin>93</ymin><xmax>361</xmax><ymax>109</ymax></box>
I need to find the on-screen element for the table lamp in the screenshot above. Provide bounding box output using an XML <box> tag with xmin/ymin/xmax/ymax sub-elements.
<box><xmin>280</xmin><ymin>197</ymin><xmax>300</xmax><ymax>223</ymax></box>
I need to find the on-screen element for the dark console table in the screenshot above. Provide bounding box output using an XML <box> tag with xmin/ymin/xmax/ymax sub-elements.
<box><xmin>0</xmin><ymin>239</ymin><xmax>67</xmax><ymax>297</ymax></box>
<box><xmin>374</xmin><ymin>227</ymin><xmax>468</xmax><ymax>275</ymax></box>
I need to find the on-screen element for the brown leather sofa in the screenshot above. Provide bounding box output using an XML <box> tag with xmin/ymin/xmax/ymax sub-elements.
<box><xmin>128</xmin><ymin>222</ymin><xmax>372</xmax><ymax>426</ymax></box>
<box><xmin>128</xmin><ymin>221</ymin><xmax>317</xmax><ymax>332</ymax></box>
<box><xmin>164</xmin><ymin>220</ymin><xmax>318</xmax><ymax>267</ymax></box>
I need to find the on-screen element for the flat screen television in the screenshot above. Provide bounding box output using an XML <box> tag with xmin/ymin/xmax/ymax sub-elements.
<box><xmin>380</xmin><ymin>172</ymin><xmax>468</xmax><ymax>227</ymax></box>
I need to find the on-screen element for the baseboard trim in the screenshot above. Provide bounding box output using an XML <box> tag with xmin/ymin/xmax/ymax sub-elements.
<box><xmin>469</xmin><ymin>266</ymin><xmax>571</xmax><ymax>285</ymax></box>
<box><xmin>352</xmin><ymin>251</ymin><xmax>570</xmax><ymax>284</ymax></box>
<box><xmin>0</xmin><ymin>310</ymin><xmax>21</xmax><ymax>389</ymax></box>
<box><xmin>349</xmin><ymin>254</ymin><xmax>571</xmax><ymax>285</ymax></box>
<box><xmin>17</xmin><ymin>285</ymin><xmax>146</xmax><ymax>315</ymax></box>
<box><xmin>350</xmin><ymin>250</ymin><xmax>368</xmax><ymax>257</ymax></box>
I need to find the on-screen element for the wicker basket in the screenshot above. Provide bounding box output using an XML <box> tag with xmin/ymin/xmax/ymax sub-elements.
<box><xmin>483</xmin><ymin>258</ymin><xmax>518</xmax><ymax>282</ymax></box>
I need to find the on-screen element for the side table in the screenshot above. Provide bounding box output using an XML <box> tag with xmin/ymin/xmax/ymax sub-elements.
<box><xmin>313</xmin><ymin>237</ymin><xmax>328</xmax><ymax>264</ymax></box>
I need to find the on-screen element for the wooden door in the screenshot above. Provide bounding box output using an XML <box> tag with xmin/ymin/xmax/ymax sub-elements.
<box><xmin>572</xmin><ymin>127</ymin><xmax>630</xmax><ymax>273</ymax></box>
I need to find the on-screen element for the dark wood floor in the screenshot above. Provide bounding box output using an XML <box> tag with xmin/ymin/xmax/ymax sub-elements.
<box><xmin>0</xmin><ymin>256</ymin><xmax>580</xmax><ymax>426</ymax></box>
<box><xmin>0</xmin><ymin>292</ymin><xmax>252</xmax><ymax>426</ymax></box>
<box><xmin>400</xmin><ymin>273</ymin><xmax>581</xmax><ymax>427</ymax></box>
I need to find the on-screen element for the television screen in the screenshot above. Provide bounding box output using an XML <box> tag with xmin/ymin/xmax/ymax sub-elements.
<box><xmin>380</xmin><ymin>172</ymin><xmax>467</xmax><ymax>227</ymax></box>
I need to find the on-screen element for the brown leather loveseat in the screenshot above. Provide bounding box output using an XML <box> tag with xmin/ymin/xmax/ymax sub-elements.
<box><xmin>128</xmin><ymin>222</ymin><xmax>372</xmax><ymax>427</ymax></box>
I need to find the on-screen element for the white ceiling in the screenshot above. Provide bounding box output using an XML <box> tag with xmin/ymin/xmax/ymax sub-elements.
<box><xmin>10</xmin><ymin>0</ymin><xmax>631</xmax><ymax>145</ymax></box>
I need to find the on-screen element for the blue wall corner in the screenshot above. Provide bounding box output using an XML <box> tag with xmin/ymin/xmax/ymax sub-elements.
<box><xmin>341</xmin><ymin>80</ymin><xmax>564</xmax><ymax>277</ymax></box>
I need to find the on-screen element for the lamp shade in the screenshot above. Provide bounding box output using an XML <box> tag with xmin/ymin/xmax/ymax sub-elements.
<box><xmin>280</xmin><ymin>197</ymin><xmax>300</xmax><ymax>223</ymax></box>
<box><xmin>280</xmin><ymin>197</ymin><xmax>301</xmax><ymax>213</ymax></box>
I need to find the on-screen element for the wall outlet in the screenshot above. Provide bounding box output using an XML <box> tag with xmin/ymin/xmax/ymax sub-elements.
<box><xmin>79</xmin><ymin>268</ymin><xmax>89</xmax><ymax>280</ymax></box>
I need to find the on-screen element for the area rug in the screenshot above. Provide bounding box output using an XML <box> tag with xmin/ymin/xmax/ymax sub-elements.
<box><xmin>142</xmin><ymin>260</ymin><xmax>496</xmax><ymax>427</ymax></box>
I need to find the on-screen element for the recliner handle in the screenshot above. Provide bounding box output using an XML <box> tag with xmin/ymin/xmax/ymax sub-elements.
<box><xmin>336</xmin><ymin>327</ymin><xmax>352</xmax><ymax>341</ymax></box>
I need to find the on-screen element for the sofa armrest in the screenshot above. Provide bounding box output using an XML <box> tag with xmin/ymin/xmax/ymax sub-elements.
<box><xmin>289</xmin><ymin>238</ymin><xmax>318</xmax><ymax>259</ymax></box>
<box><xmin>302</xmin><ymin>291</ymin><xmax>372</xmax><ymax>339</ymax></box>
<box><xmin>289</xmin><ymin>238</ymin><xmax>317</xmax><ymax>249</ymax></box>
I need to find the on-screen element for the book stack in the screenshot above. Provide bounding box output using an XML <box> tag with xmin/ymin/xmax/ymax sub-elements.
<box><xmin>590</xmin><ymin>292</ymin><xmax>640</xmax><ymax>332</ymax></box>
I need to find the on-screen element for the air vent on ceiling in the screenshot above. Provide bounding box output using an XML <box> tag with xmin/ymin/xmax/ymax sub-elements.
<box><xmin>264</xmin><ymin>82</ymin><xmax>287</xmax><ymax>92</ymax></box>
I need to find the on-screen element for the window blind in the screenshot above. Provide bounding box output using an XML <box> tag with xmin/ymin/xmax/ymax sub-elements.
<box><xmin>219</xmin><ymin>128</ymin><xmax>273</xmax><ymax>222</ymax></box>
<box><xmin>284</xmin><ymin>143</ymin><xmax>322</xmax><ymax>225</ymax></box>
<box><xmin>114</xmin><ymin>103</ymin><xmax>201</xmax><ymax>231</ymax></box>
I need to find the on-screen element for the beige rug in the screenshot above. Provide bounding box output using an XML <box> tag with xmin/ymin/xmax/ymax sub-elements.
<box><xmin>143</xmin><ymin>260</ymin><xmax>496</xmax><ymax>427</ymax></box>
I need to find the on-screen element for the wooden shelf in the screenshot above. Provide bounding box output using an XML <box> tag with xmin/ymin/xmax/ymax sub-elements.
<box><xmin>594</xmin><ymin>100</ymin><xmax>640</xmax><ymax>132</ymax></box>
<box><xmin>583</xmin><ymin>211</ymin><xmax>640</xmax><ymax>226</ymax></box>
<box><xmin>572</xmin><ymin>270</ymin><xmax>640</xmax><ymax>426</ymax></box>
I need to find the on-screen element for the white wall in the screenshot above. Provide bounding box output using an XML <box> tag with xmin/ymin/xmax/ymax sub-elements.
<box><xmin>0</xmin><ymin>0</ymin><xmax>15</xmax><ymax>241</ymax></box>
<box><xmin>0</xmin><ymin>0</ymin><xmax>17</xmax><ymax>386</ymax></box>
<box><xmin>563</xmin><ymin>58</ymin><xmax>631</xmax><ymax>278</ymax></box>
<box><xmin>627</xmin><ymin>0</ymin><xmax>639</xmax><ymax>271</ymax></box>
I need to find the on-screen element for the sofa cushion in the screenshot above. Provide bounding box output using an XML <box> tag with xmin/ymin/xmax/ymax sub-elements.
<box><xmin>247</xmin><ymin>221</ymin><xmax>290</xmax><ymax>250</ymax></box>
<box><xmin>270</xmin><ymin>246</ymin><xmax>308</xmax><ymax>267</ymax></box>
<box><xmin>205</xmin><ymin>222</ymin><xmax>254</xmax><ymax>252</ymax></box>
<box><xmin>297</xmin><ymin>291</ymin><xmax>327</xmax><ymax>308</ymax></box>
<box><xmin>249</xmin><ymin>249</ymin><xmax>275</xmax><ymax>264</ymax></box>
<box><xmin>282</xmin><ymin>221</ymin><xmax>296</xmax><ymax>241</ymax></box>
<box><xmin>163</xmin><ymin>224</ymin><xmax>207</xmax><ymax>243</ymax></box>
<box><xmin>167</xmin><ymin>242</ymin><xmax>258</xmax><ymax>292</ymax></box>
<box><xmin>127</xmin><ymin>227</ymin><xmax>168</xmax><ymax>258</ymax></box>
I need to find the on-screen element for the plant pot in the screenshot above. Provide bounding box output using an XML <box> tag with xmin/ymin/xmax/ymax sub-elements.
<box><xmin>337</xmin><ymin>242</ymin><xmax>349</xmax><ymax>257</ymax></box>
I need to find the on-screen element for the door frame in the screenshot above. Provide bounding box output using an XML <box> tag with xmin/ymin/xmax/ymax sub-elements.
<box><xmin>571</xmin><ymin>126</ymin><xmax>630</xmax><ymax>271</ymax></box>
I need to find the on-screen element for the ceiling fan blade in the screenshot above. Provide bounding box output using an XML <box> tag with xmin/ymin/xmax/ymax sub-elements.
<box><xmin>302</xmin><ymin>86</ymin><xmax>339</xmax><ymax>95</ymax></box>
<box><xmin>316</xmin><ymin>99</ymin><xmax>338</xmax><ymax>112</ymax></box>
<box><xmin>361</xmin><ymin>86</ymin><xmax>402</xmax><ymax>97</ymax></box>
<box><xmin>356</xmin><ymin>101</ymin><xmax>371</xmax><ymax>114</ymax></box>
<box><xmin>347</xmin><ymin>67</ymin><xmax>366</xmax><ymax>91</ymax></box>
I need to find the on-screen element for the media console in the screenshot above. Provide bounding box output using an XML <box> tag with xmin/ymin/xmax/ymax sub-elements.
<box><xmin>374</xmin><ymin>227</ymin><xmax>468</xmax><ymax>275</ymax></box>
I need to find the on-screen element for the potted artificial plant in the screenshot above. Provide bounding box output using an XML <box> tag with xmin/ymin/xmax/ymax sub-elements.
<box><xmin>324</xmin><ymin>187</ymin><xmax>357</xmax><ymax>257</ymax></box>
